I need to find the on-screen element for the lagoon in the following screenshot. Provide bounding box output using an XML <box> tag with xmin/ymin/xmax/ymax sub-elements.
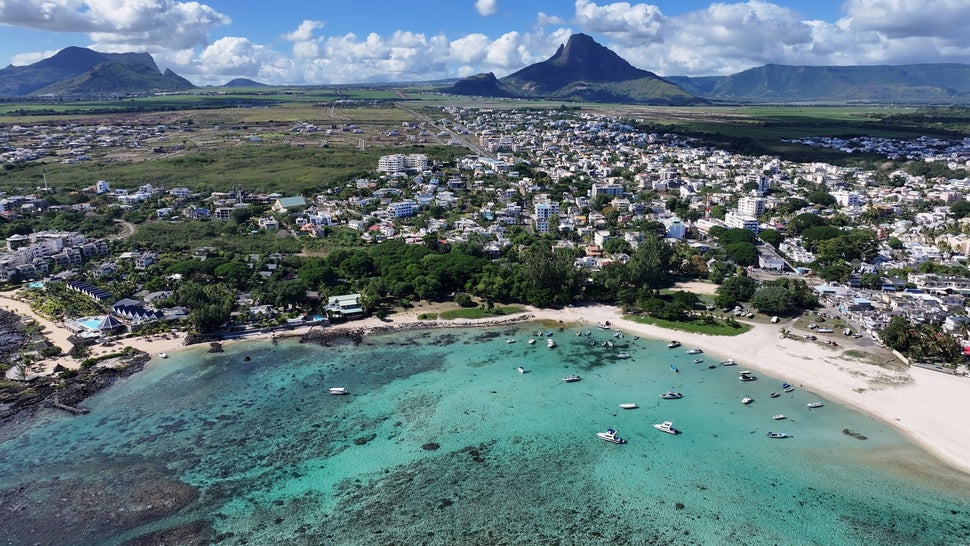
<box><xmin>1</xmin><ymin>324</ymin><xmax>969</xmax><ymax>545</ymax></box>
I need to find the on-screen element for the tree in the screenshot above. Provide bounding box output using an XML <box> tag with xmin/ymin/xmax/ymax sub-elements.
<box><xmin>625</xmin><ymin>236</ymin><xmax>674</xmax><ymax>294</ymax></box>
<box><xmin>722</xmin><ymin>241</ymin><xmax>758</xmax><ymax>266</ymax></box>
<box><xmin>714</xmin><ymin>275</ymin><xmax>757</xmax><ymax>308</ymax></box>
<box><xmin>786</xmin><ymin>213</ymin><xmax>827</xmax><ymax>236</ymax></box>
<box><xmin>750</xmin><ymin>285</ymin><xmax>794</xmax><ymax>314</ymax></box>
<box><xmin>603</xmin><ymin>237</ymin><xmax>632</xmax><ymax>255</ymax></box>
<box><xmin>758</xmin><ymin>229</ymin><xmax>782</xmax><ymax>248</ymax></box>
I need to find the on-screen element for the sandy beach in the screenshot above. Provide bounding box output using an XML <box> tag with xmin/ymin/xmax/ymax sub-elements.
<box><xmin>4</xmin><ymin>294</ymin><xmax>970</xmax><ymax>476</ymax></box>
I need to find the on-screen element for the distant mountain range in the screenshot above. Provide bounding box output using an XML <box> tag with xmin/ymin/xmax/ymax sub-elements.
<box><xmin>0</xmin><ymin>46</ymin><xmax>193</xmax><ymax>97</ymax></box>
<box><xmin>448</xmin><ymin>34</ymin><xmax>970</xmax><ymax>105</ymax></box>
<box><xmin>5</xmin><ymin>41</ymin><xmax>970</xmax><ymax>104</ymax></box>
<box><xmin>668</xmin><ymin>63</ymin><xmax>970</xmax><ymax>103</ymax></box>
<box><xmin>446</xmin><ymin>34</ymin><xmax>704</xmax><ymax>106</ymax></box>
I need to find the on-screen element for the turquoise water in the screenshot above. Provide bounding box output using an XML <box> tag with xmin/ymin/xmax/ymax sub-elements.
<box><xmin>2</xmin><ymin>324</ymin><xmax>970</xmax><ymax>545</ymax></box>
<box><xmin>77</xmin><ymin>316</ymin><xmax>106</xmax><ymax>330</ymax></box>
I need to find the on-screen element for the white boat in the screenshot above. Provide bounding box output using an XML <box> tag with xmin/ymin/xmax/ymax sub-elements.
<box><xmin>783</xmin><ymin>386</ymin><xmax>795</xmax><ymax>393</ymax></box>
<box><xmin>562</xmin><ymin>374</ymin><xmax>582</xmax><ymax>382</ymax></box>
<box><xmin>667</xmin><ymin>340</ymin><xmax>681</xmax><ymax>349</ymax></box>
<box><xmin>158</xmin><ymin>352</ymin><xmax>168</xmax><ymax>359</ymax></box>
<box><xmin>773</xmin><ymin>414</ymin><xmax>786</xmax><ymax>420</ymax></box>
<box><xmin>653</xmin><ymin>421</ymin><xmax>681</xmax><ymax>435</ymax></box>
<box><xmin>528</xmin><ymin>338</ymin><xmax>536</xmax><ymax>345</ymax></box>
<box><xmin>741</xmin><ymin>396</ymin><xmax>754</xmax><ymax>404</ymax></box>
<box><xmin>807</xmin><ymin>402</ymin><xmax>824</xmax><ymax>408</ymax></box>
<box><xmin>517</xmin><ymin>367</ymin><xmax>526</xmax><ymax>374</ymax></box>
<box><xmin>619</xmin><ymin>403</ymin><xmax>638</xmax><ymax>409</ymax></box>
<box><xmin>660</xmin><ymin>391</ymin><xmax>683</xmax><ymax>399</ymax></box>
<box><xmin>721</xmin><ymin>359</ymin><xmax>737</xmax><ymax>366</ymax></box>
<box><xmin>616</xmin><ymin>353</ymin><xmax>631</xmax><ymax>359</ymax></box>
<box><xmin>547</xmin><ymin>338</ymin><xmax>557</xmax><ymax>348</ymax></box>
<box><xmin>686</xmin><ymin>348</ymin><xmax>703</xmax><ymax>355</ymax></box>
<box><xmin>766</xmin><ymin>432</ymin><xmax>789</xmax><ymax>439</ymax></box>
<box><xmin>770</xmin><ymin>392</ymin><xmax>780</xmax><ymax>398</ymax></box>
<box><xmin>692</xmin><ymin>358</ymin><xmax>703</xmax><ymax>364</ymax></box>
<box><xmin>506</xmin><ymin>338</ymin><xmax>516</xmax><ymax>344</ymax></box>
<box><xmin>739</xmin><ymin>371</ymin><xmax>757</xmax><ymax>381</ymax></box>
<box><xmin>596</xmin><ymin>321</ymin><xmax>611</xmax><ymax>329</ymax></box>
<box><xmin>329</xmin><ymin>387</ymin><xmax>349</xmax><ymax>395</ymax></box>
<box><xmin>597</xmin><ymin>428</ymin><xmax>626</xmax><ymax>444</ymax></box>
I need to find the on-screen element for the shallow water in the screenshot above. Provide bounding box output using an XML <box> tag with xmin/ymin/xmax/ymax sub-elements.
<box><xmin>2</xmin><ymin>324</ymin><xmax>970</xmax><ymax>545</ymax></box>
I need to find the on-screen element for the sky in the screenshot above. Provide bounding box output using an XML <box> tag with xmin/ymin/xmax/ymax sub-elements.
<box><xmin>1</xmin><ymin>0</ymin><xmax>969</xmax><ymax>86</ymax></box>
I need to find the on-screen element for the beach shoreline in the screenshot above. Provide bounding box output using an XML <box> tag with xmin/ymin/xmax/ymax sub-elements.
<box><xmin>5</xmin><ymin>296</ymin><xmax>970</xmax><ymax>476</ymax></box>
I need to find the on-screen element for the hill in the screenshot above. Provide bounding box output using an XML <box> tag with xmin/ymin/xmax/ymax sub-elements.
<box><xmin>0</xmin><ymin>46</ymin><xmax>195</xmax><ymax>98</ymax></box>
<box><xmin>223</xmin><ymin>78</ymin><xmax>269</xmax><ymax>88</ymax></box>
<box><xmin>446</xmin><ymin>34</ymin><xmax>705</xmax><ymax>106</ymax></box>
<box><xmin>668</xmin><ymin>63</ymin><xmax>970</xmax><ymax>104</ymax></box>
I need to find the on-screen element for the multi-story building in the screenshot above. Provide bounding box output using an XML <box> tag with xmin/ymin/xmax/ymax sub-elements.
<box><xmin>737</xmin><ymin>196</ymin><xmax>766</xmax><ymax>218</ymax></box>
<box><xmin>533</xmin><ymin>195</ymin><xmax>560</xmax><ymax>233</ymax></box>
<box><xmin>725</xmin><ymin>211</ymin><xmax>760</xmax><ymax>233</ymax></box>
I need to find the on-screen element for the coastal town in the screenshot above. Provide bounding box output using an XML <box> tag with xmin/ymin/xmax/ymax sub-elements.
<box><xmin>2</xmin><ymin>106</ymin><xmax>970</xmax><ymax>376</ymax></box>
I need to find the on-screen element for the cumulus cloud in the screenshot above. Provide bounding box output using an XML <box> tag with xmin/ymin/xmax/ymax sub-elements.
<box><xmin>0</xmin><ymin>0</ymin><xmax>230</xmax><ymax>50</ymax></box>
<box><xmin>841</xmin><ymin>0</ymin><xmax>970</xmax><ymax>40</ymax></box>
<box><xmin>282</xmin><ymin>20</ymin><xmax>324</xmax><ymax>42</ymax></box>
<box><xmin>573</xmin><ymin>0</ymin><xmax>665</xmax><ymax>43</ymax></box>
<box><xmin>475</xmin><ymin>0</ymin><xmax>498</xmax><ymax>17</ymax></box>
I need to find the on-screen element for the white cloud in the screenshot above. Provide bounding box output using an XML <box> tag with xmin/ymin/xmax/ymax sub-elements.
<box><xmin>841</xmin><ymin>0</ymin><xmax>970</xmax><ymax>40</ymax></box>
<box><xmin>282</xmin><ymin>20</ymin><xmax>324</xmax><ymax>43</ymax></box>
<box><xmin>573</xmin><ymin>0</ymin><xmax>666</xmax><ymax>43</ymax></box>
<box><xmin>536</xmin><ymin>12</ymin><xmax>567</xmax><ymax>27</ymax></box>
<box><xmin>0</xmin><ymin>0</ymin><xmax>230</xmax><ymax>50</ymax></box>
<box><xmin>475</xmin><ymin>0</ymin><xmax>498</xmax><ymax>17</ymax></box>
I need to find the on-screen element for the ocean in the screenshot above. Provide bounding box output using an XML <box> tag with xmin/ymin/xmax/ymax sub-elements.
<box><xmin>1</xmin><ymin>323</ymin><xmax>969</xmax><ymax>545</ymax></box>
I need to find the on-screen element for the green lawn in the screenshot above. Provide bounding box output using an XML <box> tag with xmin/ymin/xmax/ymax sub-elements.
<box><xmin>624</xmin><ymin>314</ymin><xmax>752</xmax><ymax>336</ymax></box>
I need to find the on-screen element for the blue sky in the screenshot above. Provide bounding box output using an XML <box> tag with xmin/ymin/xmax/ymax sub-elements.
<box><xmin>1</xmin><ymin>0</ymin><xmax>969</xmax><ymax>86</ymax></box>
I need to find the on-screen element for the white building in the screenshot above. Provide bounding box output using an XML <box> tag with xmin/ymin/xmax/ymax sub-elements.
<box><xmin>832</xmin><ymin>190</ymin><xmax>864</xmax><ymax>208</ymax></box>
<box><xmin>725</xmin><ymin>211</ymin><xmax>760</xmax><ymax>233</ymax></box>
<box><xmin>662</xmin><ymin>217</ymin><xmax>687</xmax><ymax>240</ymax></box>
<box><xmin>533</xmin><ymin>196</ymin><xmax>560</xmax><ymax>233</ymax></box>
<box><xmin>378</xmin><ymin>153</ymin><xmax>428</xmax><ymax>174</ymax></box>
<box><xmin>388</xmin><ymin>200</ymin><xmax>417</xmax><ymax>218</ymax></box>
<box><xmin>737</xmin><ymin>196</ymin><xmax>766</xmax><ymax>218</ymax></box>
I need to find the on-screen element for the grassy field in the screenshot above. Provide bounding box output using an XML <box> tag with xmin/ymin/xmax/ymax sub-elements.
<box><xmin>625</xmin><ymin>314</ymin><xmax>753</xmax><ymax>336</ymax></box>
<box><xmin>430</xmin><ymin>306</ymin><xmax>528</xmax><ymax>320</ymax></box>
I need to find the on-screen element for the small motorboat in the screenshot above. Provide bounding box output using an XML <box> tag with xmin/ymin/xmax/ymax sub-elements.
<box><xmin>517</xmin><ymin>367</ymin><xmax>526</xmax><ymax>374</ymax></box>
<box><xmin>562</xmin><ymin>374</ymin><xmax>582</xmax><ymax>382</ymax></box>
<box><xmin>528</xmin><ymin>338</ymin><xmax>536</xmax><ymax>345</ymax></box>
<box><xmin>781</xmin><ymin>382</ymin><xmax>795</xmax><ymax>393</ymax></box>
<box><xmin>766</xmin><ymin>432</ymin><xmax>789</xmax><ymax>439</ymax></box>
<box><xmin>616</xmin><ymin>353</ymin><xmax>631</xmax><ymax>359</ymax></box>
<box><xmin>770</xmin><ymin>392</ymin><xmax>780</xmax><ymax>398</ymax></box>
<box><xmin>632</xmin><ymin>336</ymin><xmax>639</xmax><ymax>340</ymax></box>
<box><xmin>773</xmin><ymin>414</ymin><xmax>786</xmax><ymax>420</ymax></box>
<box><xmin>692</xmin><ymin>358</ymin><xmax>703</xmax><ymax>364</ymax></box>
<box><xmin>660</xmin><ymin>391</ymin><xmax>683</xmax><ymax>400</ymax></box>
<box><xmin>653</xmin><ymin>421</ymin><xmax>681</xmax><ymax>435</ymax></box>
<box><xmin>685</xmin><ymin>348</ymin><xmax>703</xmax><ymax>355</ymax></box>
<box><xmin>619</xmin><ymin>403</ymin><xmax>638</xmax><ymax>409</ymax></box>
<box><xmin>667</xmin><ymin>340</ymin><xmax>681</xmax><ymax>349</ymax></box>
<box><xmin>742</xmin><ymin>396</ymin><xmax>754</xmax><ymax>405</ymax></box>
<box><xmin>597</xmin><ymin>428</ymin><xmax>626</xmax><ymax>444</ymax></box>
<box><xmin>739</xmin><ymin>371</ymin><xmax>757</xmax><ymax>381</ymax></box>
<box><xmin>670</xmin><ymin>364</ymin><xmax>679</xmax><ymax>373</ymax></box>
<box><xmin>807</xmin><ymin>402</ymin><xmax>824</xmax><ymax>408</ymax></box>
<box><xmin>584</xmin><ymin>330</ymin><xmax>592</xmax><ymax>336</ymax></box>
<box><xmin>506</xmin><ymin>338</ymin><xmax>516</xmax><ymax>344</ymax></box>
<box><xmin>158</xmin><ymin>352</ymin><xmax>168</xmax><ymax>359</ymax></box>
<box><xmin>329</xmin><ymin>387</ymin><xmax>349</xmax><ymax>395</ymax></box>
<box><xmin>547</xmin><ymin>338</ymin><xmax>557</xmax><ymax>348</ymax></box>
<box><xmin>721</xmin><ymin>359</ymin><xmax>737</xmax><ymax>366</ymax></box>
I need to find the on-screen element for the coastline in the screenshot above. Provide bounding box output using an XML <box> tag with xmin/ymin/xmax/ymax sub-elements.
<box><xmin>5</xmin><ymin>296</ymin><xmax>970</xmax><ymax>476</ymax></box>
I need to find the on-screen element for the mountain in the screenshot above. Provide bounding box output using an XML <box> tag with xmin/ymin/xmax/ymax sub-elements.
<box><xmin>0</xmin><ymin>46</ymin><xmax>194</xmax><ymax>97</ymax></box>
<box><xmin>668</xmin><ymin>63</ymin><xmax>970</xmax><ymax>104</ymax></box>
<box><xmin>446</xmin><ymin>34</ymin><xmax>705</xmax><ymax>105</ymax></box>
<box><xmin>223</xmin><ymin>78</ymin><xmax>269</xmax><ymax>88</ymax></box>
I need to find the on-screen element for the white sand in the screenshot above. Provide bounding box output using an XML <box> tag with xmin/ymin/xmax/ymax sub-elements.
<box><xmin>5</xmin><ymin>295</ymin><xmax>969</xmax><ymax>475</ymax></box>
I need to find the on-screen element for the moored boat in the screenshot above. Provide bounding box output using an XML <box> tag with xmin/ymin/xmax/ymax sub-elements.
<box><xmin>158</xmin><ymin>352</ymin><xmax>168</xmax><ymax>359</ymax></box>
<box><xmin>667</xmin><ymin>340</ymin><xmax>681</xmax><ymax>349</ymax></box>
<box><xmin>721</xmin><ymin>358</ymin><xmax>736</xmax><ymax>366</ymax></box>
<box><xmin>773</xmin><ymin>414</ymin><xmax>786</xmax><ymax>420</ymax></box>
<box><xmin>619</xmin><ymin>403</ymin><xmax>638</xmax><ymax>409</ymax></box>
<box><xmin>547</xmin><ymin>338</ymin><xmax>557</xmax><ymax>348</ymax></box>
<box><xmin>517</xmin><ymin>366</ymin><xmax>526</xmax><ymax>374</ymax></box>
<box><xmin>616</xmin><ymin>353</ymin><xmax>631</xmax><ymax>359</ymax></box>
<box><xmin>660</xmin><ymin>391</ymin><xmax>683</xmax><ymax>399</ymax></box>
<box><xmin>741</xmin><ymin>396</ymin><xmax>753</xmax><ymax>404</ymax></box>
<box><xmin>528</xmin><ymin>338</ymin><xmax>536</xmax><ymax>344</ymax></box>
<box><xmin>329</xmin><ymin>387</ymin><xmax>349</xmax><ymax>395</ymax></box>
<box><xmin>807</xmin><ymin>402</ymin><xmax>824</xmax><ymax>408</ymax></box>
<box><xmin>686</xmin><ymin>348</ymin><xmax>703</xmax><ymax>355</ymax></box>
<box><xmin>653</xmin><ymin>421</ymin><xmax>681</xmax><ymax>435</ymax></box>
<box><xmin>766</xmin><ymin>432</ymin><xmax>789</xmax><ymax>439</ymax></box>
<box><xmin>596</xmin><ymin>428</ymin><xmax>626</xmax><ymax>444</ymax></box>
<box><xmin>670</xmin><ymin>364</ymin><xmax>679</xmax><ymax>373</ymax></box>
<box><xmin>562</xmin><ymin>374</ymin><xmax>582</xmax><ymax>382</ymax></box>
<box><xmin>739</xmin><ymin>371</ymin><xmax>757</xmax><ymax>381</ymax></box>
<box><xmin>770</xmin><ymin>392</ymin><xmax>780</xmax><ymax>398</ymax></box>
